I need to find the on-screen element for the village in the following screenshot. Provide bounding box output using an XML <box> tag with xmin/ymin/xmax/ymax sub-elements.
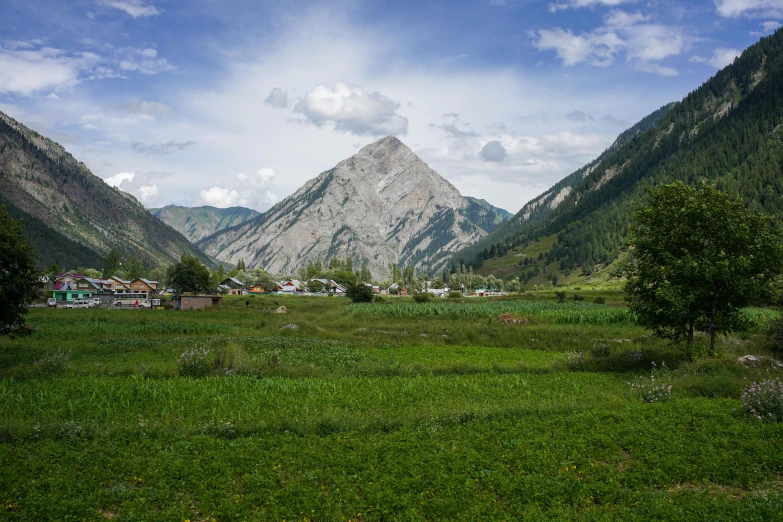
<box><xmin>38</xmin><ymin>271</ymin><xmax>503</xmax><ymax>309</ymax></box>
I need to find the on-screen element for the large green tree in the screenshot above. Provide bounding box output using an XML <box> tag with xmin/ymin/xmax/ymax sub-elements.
<box><xmin>625</xmin><ymin>182</ymin><xmax>783</xmax><ymax>354</ymax></box>
<box><xmin>103</xmin><ymin>249</ymin><xmax>121</xmax><ymax>277</ymax></box>
<box><xmin>169</xmin><ymin>253</ymin><xmax>212</xmax><ymax>294</ymax></box>
<box><xmin>0</xmin><ymin>206</ymin><xmax>39</xmax><ymax>334</ymax></box>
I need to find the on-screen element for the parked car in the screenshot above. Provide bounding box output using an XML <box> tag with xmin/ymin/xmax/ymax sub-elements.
<box><xmin>90</xmin><ymin>298</ymin><xmax>101</xmax><ymax>307</ymax></box>
<box><xmin>46</xmin><ymin>298</ymin><xmax>57</xmax><ymax>307</ymax></box>
<box><xmin>65</xmin><ymin>300</ymin><xmax>91</xmax><ymax>309</ymax></box>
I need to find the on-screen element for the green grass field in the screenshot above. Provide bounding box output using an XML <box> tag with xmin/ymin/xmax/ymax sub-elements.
<box><xmin>2</xmin><ymin>294</ymin><xmax>783</xmax><ymax>520</ymax></box>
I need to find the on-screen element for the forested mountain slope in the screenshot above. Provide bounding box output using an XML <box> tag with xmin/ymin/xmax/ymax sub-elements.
<box><xmin>0</xmin><ymin>111</ymin><xmax>212</xmax><ymax>269</ymax></box>
<box><xmin>462</xmin><ymin>28</ymin><xmax>783</xmax><ymax>283</ymax></box>
<box><xmin>151</xmin><ymin>205</ymin><xmax>260</xmax><ymax>243</ymax></box>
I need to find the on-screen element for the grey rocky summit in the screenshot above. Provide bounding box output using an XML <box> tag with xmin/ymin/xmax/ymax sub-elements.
<box><xmin>198</xmin><ymin>136</ymin><xmax>505</xmax><ymax>279</ymax></box>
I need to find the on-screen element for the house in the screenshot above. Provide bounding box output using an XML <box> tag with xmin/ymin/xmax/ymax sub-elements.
<box><xmin>51</xmin><ymin>283</ymin><xmax>94</xmax><ymax>302</ymax></box>
<box><xmin>107</xmin><ymin>276</ymin><xmax>131</xmax><ymax>294</ymax></box>
<box><xmin>128</xmin><ymin>278</ymin><xmax>158</xmax><ymax>298</ymax></box>
<box><xmin>426</xmin><ymin>287</ymin><xmax>449</xmax><ymax>298</ymax></box>
<box><xmin>362</xmin><ymin>282</ymin><xmax>381</xmax><ymax>293</ymax></box>
<box><xmin>279</xmin><ymin>279</ymin><xmax>306</xmax><ymax>293</ymax></box>
<box><xmin>54</xmin><ymin>272</ymin><xmax>84</xmax><ymax>290</ymax></box>
<box><xmin>218</xmin><ymin>277</ymin><xmax>246</xmax><ymax>295</ymax></box>
<box><xmin>309</xmin><ymin>278</ymin><xmax>347</xmax><ymax>294</ymax></box>
<box><xmin>174</xmin><ymin>295</ymin><xmax>223</xmax><ymax>310</ymax></box>
<box><xmin>75</xmin><ymin>277</ymin><xmax>116</xmax><ymax>303</ymax></box>
<box><xmin>387</xmin><ymin>283</ymin><xmax>408</xmax><ymax>296</ymax></box>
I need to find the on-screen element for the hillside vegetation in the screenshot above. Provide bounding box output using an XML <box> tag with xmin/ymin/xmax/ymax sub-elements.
<box><xmin>461</xmin><ymin>28</ymin><xmax>783</xmax><ymax>285</ymax></box>
<box><xmin>0</xmin><ymin>111</ymin><xmax>212</xmax><ymax>269</ymax></box>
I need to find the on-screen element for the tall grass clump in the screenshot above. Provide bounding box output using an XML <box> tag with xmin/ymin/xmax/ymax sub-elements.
<box><xmin>740</xmin><ymin>378</ymin><xmax>783</xmax><ymax>421</ymax></box>
<box><xmin>629</xmin><ymin>361</ymin><xmax>672</xmax><ymax>403</ymax></box>
<box><xmin>178</xmin><ymin>347</ymin><xmax>212</xmax><ymax>377</ymax></box>
<box><xmin>33</xmin><ymin>349</ymin><xmax>72</xmax><ymax>375</ymax></box>
<box><xmin>349</xmin><ymin>301</ymin><xmax>637</xmax><ymax>325</ymax></box>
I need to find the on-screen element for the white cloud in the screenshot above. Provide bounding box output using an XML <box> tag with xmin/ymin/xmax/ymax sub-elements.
<box><xmin>690</xmin><ymin>47</ymin><xmax>741</xmax><ymax>69</ymax></box>
<box><xmin>762</xmin><ymin>19</ymin><xmax>783</xmax><ymax>30</ymax></box>
<box><xmin>99</xmin><ymin>0</ymin><xmax>161</xmax><ymax>18</ymax></box>
<box><xmin>102</xmin><ymin>171</ymin><xmax>165</xmax><ymax>206</ymax></box>
<box><xmin>293</xmin><ymin>81</ymin><xmax>409</xmax><ymax>136</ymax></box>
<box><xmin>532</xmin><ymin>10</ymin><xmax>688</xmax><ymax>75</ymax></box>
<box><xmin>0</xmin><ymin>47</ymin><xmax>85</xmax><ymax>95</ymax></box>
<box><xmin>549</xmin><ymin>0</ymin><xmax>634</xmax><ymax>12</ymax></box>
<box><xmin>115</xmin><ymin>98</ymin><xmax>171</xmax><ymax>117</ymax></box>
<box><xmin>117</xmin><ymin>47</ymin><xmax>174</xmax><ymax>74</ymax></box>
<box><xmin>714</xmin><ymin>0</ymin><xmax>783</xmax><ymax>18</ymax></box>
<box><xmin>199</xmin><ymin>168</ymin><xmax>278</xmax><ymax>211</ymax></box>
<box><xmin>264</xmin><ymin>87</ymin><xmax>290</xmax><ymax>108</ymax></box>
<box><xmin>105</xmin><ymin>171</ymin><xmax>135</xmax><ymax>188</ymax></box>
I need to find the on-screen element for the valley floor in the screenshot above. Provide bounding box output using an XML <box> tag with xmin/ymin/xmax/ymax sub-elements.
<box><xmin>1</xmin><ymin>294</ymin><xmax>782</xmax><ymax>520</ymax></box>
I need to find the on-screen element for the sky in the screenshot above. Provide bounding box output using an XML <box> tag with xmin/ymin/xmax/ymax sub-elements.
<box><xmin>1</xmin><ymin>0</ymin><xmax>781</xmax><ymax>214</ymax></box>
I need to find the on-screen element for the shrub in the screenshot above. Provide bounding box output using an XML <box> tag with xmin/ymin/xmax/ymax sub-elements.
<box><xmin>588</xmin><ymin>343</ymin><xmax>611</xmax><ymax>358</ymax></box>
<box><xmin>554</xmin><ymin>291</ymin><xmax>567</xmax><ymax>303</ymax></box>
<box><xmin>346</xmin><ymin>285</ymin><xmax>374</xmax><ymax>303</ymax></box>
<box><xmin>213</xmin><ymin>344</ymin><xmax>244</xmax><ymax>373</ymax></box>
<box><xmin>572</xmin><ymin>294</ymin><xmax>584</xmax><ymax>302</ymax></box>
<box><xmin>594</xmin><ymin>297</ymin><xmax>606</xmax><ymax>305</ymax></box>
<box><xmin>768</xmin><ymin>316</ymin><xmax>783</xmax><ymax>356</ymax></box>
<box><xmin>373</xmin><ymin>295</ymin><xmax>385</xmax><ymax>303</ymax></box>
<box><xmin>33</xmin><ymin>349</ymin><xmax>71</xmax><ymax>375</ymax></box>
<box><xmin>413</xmin><ymin>292</ymin><xmax>431</xmax><ymax>303</ymax></box>
<box><xmin>740</xmin><ymin>378</ymin><xmax>783</xmax><ymax>421</ymax></box>
<box><xmin>178</xmin><ymin>347</ymin><xmax>212</xmax><ymax>377</ymax></box>
<box><xmin>629</xmin><ymin>361</ymin><xmax>672</xmax><ymax>403</ymax></box>
<box><xmin>448</xmin><ymin>291</ymin><xmax>462</xmax><ymax>299</ymax></box>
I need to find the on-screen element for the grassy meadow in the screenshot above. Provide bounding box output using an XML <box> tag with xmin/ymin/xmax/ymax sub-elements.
<box><xmin>2</xmin><ymin>293</ymin><xmax>783</xmax><ymax>520</ymax></box>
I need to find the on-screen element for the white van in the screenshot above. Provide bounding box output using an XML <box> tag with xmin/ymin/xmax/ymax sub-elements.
<box><xmin>46</xmin><ymin>298</ymin><xmax>57</xmax><ymax>307</ymax></box>
<box><xmin>65</xmin><ymin>300</ymin><xmax>91</xmax><ymax>309</ymax></box>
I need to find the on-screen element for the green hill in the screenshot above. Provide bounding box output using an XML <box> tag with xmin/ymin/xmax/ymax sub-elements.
<box><xmin>0</xmin><ymin>111</ymin><xmax>214</xmax><ymax>269</ymax></box>
<box><xmin>458</xmin><ymin>28</ymin><xmax>783</xmax><ymax>287</ymax></box>
<box><xmin>150</xmin><ymin>205</ymin><xmax>261</xmax><ymax>244</ymax></box>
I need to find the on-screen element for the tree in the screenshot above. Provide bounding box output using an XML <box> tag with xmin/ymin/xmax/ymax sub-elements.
<box><xmin>169</xmin><ymin>253</ymin><xmax>212</xmax><ymax>294</ymax></box>
<box><xmin>359</xmin><ymin>265</ymin><xmax>372</xmax><ymax>283</ymax></box>
<box><xmin>126</xmin><ymin>255</ymin><xmax>145</xmax><ymax>280</ymax></box>
<box><xmin>625</xmin><ymin>182</ymin><xmax>783</xmax><ymax>355</ymax></box>
<box><xmin>346</xmin><ymin>284</ymin><xmax>374</xmax><ymax>303</ymax></box>
<box><xmin>103</xmin><ymin>249</ymin><xmax>121</xmax><ymax>277</ymax></box>
<box><xmin>309</xmin><ymin>279</ymin><xmax>324</xmax><ymax>293</ymax></box>
<box><xmin>0</xmin><ymin>206</ymin><xmax>39</xmax><ymax>334</ymax></box>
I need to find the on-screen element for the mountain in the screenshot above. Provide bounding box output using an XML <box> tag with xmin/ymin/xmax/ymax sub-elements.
<box><xmin>462</xmin><ymin>28</ymin><xmax>783</xmax><ymax>285</ymax></box>
<box><xmin>0</xmin><ymin>111</ymin><xmax>213</xmax><ymax>269</ymax></box>
<box><xmin>197</xmin><ymin>136</ymin><xmax>510</xmax><ymax>278</ymax></box>
<box><xmin>150</xmin><ymin>205</ymin><xmax>260</xmax><ymax>243</ymax></box>
<box><xmin>465</xmin><ymin>197</ymin><xmax>513</xmax><ymax>224</ymax></box>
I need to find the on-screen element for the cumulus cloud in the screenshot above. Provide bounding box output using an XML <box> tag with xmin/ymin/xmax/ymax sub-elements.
<box><xmin>532</xmin><ymin>10</ymin><xmax>688</xmax><ymax>76</ymax></box>
<box><xmin>479</xmin><ymin>140</ymin><xmax>507</xmax><ymax>162</ymax></box>
<box><xmin>264</xmin><ymin>87</ymin><xmax>290</xmax><ymax>108</ymax></box>
<box><xmin>567</xmin><ymin>110</ymin><xmax>594</xmax><ymax>122</ymax></box>
<box><xmin>0</xmin><ymin>46</ymin><xmax>88</xmax><ymax>95</ymax></box>
<box><xmin>293</xmin><ymin>81</ymin><xmax>408</xmax><ymax>136</ymax></box>
<box><xmin>99</xmin><ymin>0</ymin><xmax>161</xmax><ymax>18</ymax></box>
<box><xmin>132</xmin><ymin>140</ymin><xmax>196</xmax><ymax>154</ymax></box>
<box><xmin>690</xmin><ymin>48</ymin><xmax>741</xmax><ymax>69</ymax></box>
<box><xmin>198</xmin><ymin>168</ymin><xmax>278</xmax><ymax>211</ymax></box>
<box><xmin>103</xmin><ymin>171</ymin><xmax>166</xmax><ymax>206</ymax></box>
<box><xmin>714</xmin><ymin>0</ymin><xmax>783</xmax><ymax>18</ymax></box>
<box><xmin>762</xmin><ymin>20</ymin><xmax>783</xmax><ymax>31</ymax></box>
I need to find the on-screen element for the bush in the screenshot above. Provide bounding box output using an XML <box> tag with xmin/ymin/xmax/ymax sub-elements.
<box><xmin>594</xmin><ymin>297</ymin><xmax>606</xmax><ymax>305</ymax></box>
<box><xmin>413</xmin><ymin>292</ymin><xmax>431</xmax><ymax>303</ymax></box>
<box><xmin>346</xmin><ymin>284</ymin><xmax>374</xmax><ymax>303</ymax></box>
<box><xmin>628</xmin><ymin>362</ymin><xmax>672</xmax><ymax>403</ymax></box>
<box><xmin>768</xmin><ymin>316</ymin><xmax>783</xmax><ymax>355</ymax></box>
<box><xmin>572</xmin><ymin>294</ymin><xmax>584</xmax><ymax>302</ymax></box>
<box><xmin>740</xmin><ymin>378</ymin><xmax>783</xmax><ymax>421</ymax></box>
<box><xmin>448</xmin><ymin>291</ymin><xmax>462</xmax><ymax>299</ymax></box>
<box><xmin>554</xmin><ymin>291</ymin><xmax>567</xmax><ymax>303</ymax></box>
<box><xmin>178</xmin><ymin>347</ymin><xmax>212</xmax><ymax>377</ymax></box>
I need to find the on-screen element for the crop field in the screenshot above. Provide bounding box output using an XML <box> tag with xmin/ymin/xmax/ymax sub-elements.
<box><xmin>2</xmin><ymin>293</ymin><xmax>783</xmax><ymax>520</ymax></box>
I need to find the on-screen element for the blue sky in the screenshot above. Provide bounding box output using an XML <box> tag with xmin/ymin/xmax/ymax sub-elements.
<box><xmin>1</xmin><ymin>0</ymin><xmax>781</xmax><ymax>213</ymax></box>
